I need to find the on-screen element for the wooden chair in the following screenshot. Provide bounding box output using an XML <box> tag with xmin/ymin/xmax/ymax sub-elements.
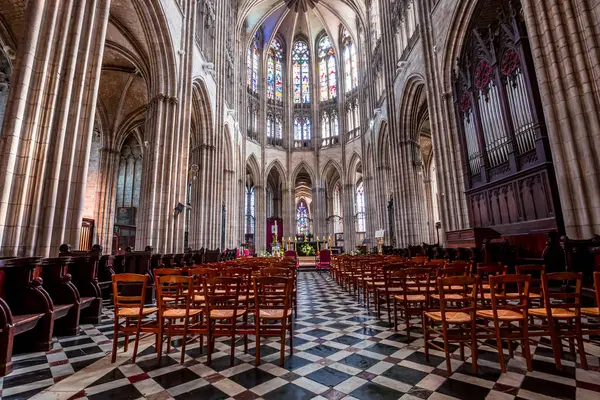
<box><xmin>513</xmin><ymin>265</ymin><xmax>544</xmax><ymax>305</ymax></box>
<box><xmin>581</xmin><ymin>271</ymin><xmax>600</xmax><ymax>335</ymax></box>
<box><xmin>377</xmin><ymin>264</ymin><xmax>405</xmax><ymax>324</ymax></box>
<box><xmin>424</xmin><ymin>275</ymin><xmax>480</xmax><ymax>373</ymax></box>
<box><xmin>393</xmin><ymin>267</ymin><xmax>433</xmax><ymax>337</ymax></box>
<box><xmin>111</xmin><ymin>274</ymin><xmax>158</xmax><ymax>363</ymax></box>
<box><xmin>476</xmin><ymin>264</ymin><xmax>507</xmax><ymax>304</ymax></box>
<box><xmin>156</xmin><ymin>275</ymin><xmax>203</xmax><ymax>363</ymax></box>
<box><xmin>222</xmin><ymin>268</ymin><xmax>253</xmax><ymax>352</ymax></box>
<box><xmin>254</xmin><ymin>276</ymin><xmax>294</xmax><ymax>366</ymax></box>
<box><xmin>203</xmin><ymin>276</ymin><xmax>246</xmax><ymax>366</ymax></box>
<box><xmin>316</xmin><ymin>249</ymin><xmax>331</xmax><ymax>272</ymax></box>
<box><xmin>154</xmin><ymin>268</ymin><xmax>182</xmax><ymax>277</ymax></box>
<box><xmin>476</xmin><ymin>274</ymin><xmax>533</xmax><ymax>372</ymax></box>
<box><xmin>529</xmin><ymin>272</ymin><xmax>588</xmax><ymax>370</ymax></box>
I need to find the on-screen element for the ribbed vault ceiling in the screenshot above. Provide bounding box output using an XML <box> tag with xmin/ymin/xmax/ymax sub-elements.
<box><xmin>240</xmin><ymin>0</ymin><xmax>366</xmax><ymax>52</ymax></box>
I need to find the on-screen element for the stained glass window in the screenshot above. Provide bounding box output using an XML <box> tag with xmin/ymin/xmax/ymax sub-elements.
<box><xmin>267</xmin><ymin>115</ymin><xmax>273</xmax><ymax>137</ymax></box>
<box><xmin>333</xmin><ymin>183</ymin><xmax>343</xmax><ymax>233</ymax></box>
<box><xmin>275</xmin><ymin>116</ymin><xmax>282</xmax><ymax>139</ymax></box>
<box><xmin>245</xmin><ymin>186</ymin><xmax>255</xmax><ymax>234</ymax></box>
<box><xmin>355</xmin><ymin>180</ymin><xmax>366</xmax><ymax>232</ymax></box>
<box><xmin>318</xmin><ymin>36</ymin><xmax>336</xmax><ymax>101</ymax></box>
<box><xmin>322</xmin><ymin>114</ymin><xmax>330</xmax><ymax>139</ymax></box>
<box><xmin>247</xmin><ymin>33</ymin><xmax>260</xmax><ymax>92</ymax></box>
<box><xmin>370</xmin><ymin>0</ymin><xmax>381</xmax><ymax>46</ymax></box>
<box><xmin>294</xmin><ymin>116</ymin><xmax>311</xmax><ymax>141</ymax></box>
<box><xmin>296</xmin><ymin>199</ymin><xmax>310</xmax><ymax>235</ymax></box>
<box><xmin>267</xmin><ymin>38</ymin><xmax>283</xmax><ymax>101</ymax></box>
<box><xmin>292</xmin><ymin>40</ymin><xmax>310</xmax><ymax>103</ymax></box>
<box><xmin>342</xmin><ymin>27</ymin><xmax>358</xmax><ymax>92</ymax></box>
<box><xmin>332</xmin><ymin>113</ymin><xmax>339</xmax><ymax>136</ymax></box>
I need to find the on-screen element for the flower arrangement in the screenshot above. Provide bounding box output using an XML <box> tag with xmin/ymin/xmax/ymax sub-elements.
<box><xmin>300</xmin><ymin>243</ymin><xmax>315</xmax><ymax>256</ymax></box>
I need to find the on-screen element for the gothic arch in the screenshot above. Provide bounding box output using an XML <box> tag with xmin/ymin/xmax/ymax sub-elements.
<box><xmin>246</xmin><ymin>153</ymin><xmax>261</xmax><ymax>185</ymax></box>
<box><xmin>398</xmin><ymin>75</ymin><xmax>427</xmax><ymax>143</ymax></box>
<box><xmin>115</xmin><ymin>108</ymin><xmax>146</xmax><ymax>151</ymax></box>
<box><xmin>376</xmin><ymin>121</ymin><xmax>390</xmax><ymax>168</ymax></box>
<box><xmin>321</xmin><ymin>159</ymin><xmax>343</xmax><ymax>187</ymax></box>
<box><xmin>131</xmin><ymin>0</ymin><xmax>178</xmax><ymax>97</ymax></box>
<box><xmin>346</xmin><ymin>152</ymin><xmax>362</xmax><ymax>184</ymax></box>
<box><xmin>191</xmin><ymin>78</ymin><xmax>214</xmax><ymax>149</ymax></box>
<box><xmin>266</xmin><ymin>159</ymin><xmax>288</xmax><ymax>188</ymax></box>
<box><xmin>291</xmin><ymin>161</ymin><xmax>317</xmax><ymax>187</ymax></box>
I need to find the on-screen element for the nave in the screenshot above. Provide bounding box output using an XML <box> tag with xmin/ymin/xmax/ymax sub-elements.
<box><xmin>3</xmin><ymin>271</ymin><xmax>600</xmax><ymax>400</ymax></box>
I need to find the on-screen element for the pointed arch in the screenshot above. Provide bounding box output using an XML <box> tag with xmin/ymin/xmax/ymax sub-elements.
<box><xmin>376</xmin><ymin>120</ymin><xmax>390</xmax><ymax>168</ymax></box>
<box><xmin>321</xmin><ymin>159</ymin><xmax>344</xmax><ymax>188</ymax></box>
<box><xmin>291</xmin><ymin>161</ymin><xmax>316</xmax><ymax>186</ymax></box>
<box><xmin>131</xmin><ymin>0</ymin><xmax>178</xmax><ymax>97</ymax></box>
<box><xmin>191</xmin><ymin>78</ymin><xmax>214</xmax><ymax>149</ymax></box>
<box><xmin>398</xmin><ymin>74</ymin><xmax>427</xmax><ymax>143</ymax></box>
<box><xmin>246</xmin><ymin>153</ymin><xmax>261</xmax><ymax>185</ymax></box>
<box><xmin>346</xmin><ymin>152</ymin><xmax>362</xmax><ymax>183</ymax></box>
<box><xmin>265</xmin><ymin>159</ymin><xmax>288</xmax><ymax>188</ymax></box>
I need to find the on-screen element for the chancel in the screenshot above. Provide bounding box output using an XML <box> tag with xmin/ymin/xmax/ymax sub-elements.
<box><xmin>0</xmin><ymin>0</ymin><xmax>599</xmax><ymax>398</ymax></box>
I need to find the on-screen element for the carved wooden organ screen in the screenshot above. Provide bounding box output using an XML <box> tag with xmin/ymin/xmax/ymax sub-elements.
<box><xmin>452</xmin><ymin>0</ymin><xmax>562</xmax><ymax>233</ymax></box>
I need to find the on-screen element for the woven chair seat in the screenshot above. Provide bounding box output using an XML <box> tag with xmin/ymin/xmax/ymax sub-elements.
<box><xmin>477</xmin><ymin>309</ymin><xmax>525</xmax><ymax>321</ymax></box>
<box><xmin>425</xmin><ymin>311</ymin><xmax>471</xmax><ymax>324</ymax></box>
<box><xmin>163</xmin><ymin>309</ymin><xmax>202</xmax><ymax>318</ymax></box>
<box><xmin>117</xmin><ymin>307</ymin><xmax>158</xmax><ymax>317</ymax></box>
<box><xmin>529</xmin><ymin>307</ymin><xmax>576</xmax><ymax>319</ymax></box>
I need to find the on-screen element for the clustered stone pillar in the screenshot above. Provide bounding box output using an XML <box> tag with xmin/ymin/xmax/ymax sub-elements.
<box><xmin>94</xmin><ymin>148</ymin><xmax>121</xmax><ymax>249</ymax></box>
<box><xmin>343</xmin><ymin>183</ymin><xmax>355</xmax><ymax>251</ymax></box>
<box><xmin>0</xmin><ymin>0</ymin><xmax>110</xmax><ymax>257</ymax></box>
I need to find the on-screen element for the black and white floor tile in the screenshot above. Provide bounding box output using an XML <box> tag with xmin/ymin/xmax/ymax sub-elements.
<box><xmin>3</xmin><ymin>272</ymin><xmax>600</xmax><ymax>400</ymax></box>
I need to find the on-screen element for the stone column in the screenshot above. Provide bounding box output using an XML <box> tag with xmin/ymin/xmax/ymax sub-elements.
<box><xmin>282</xmin><ymin>187</ymin><xmax>293</xmax><ymax>241</ymax></box>
<box><xmin>254</xmin><ymin>184</ymin><xmax>266</xmax><ymax>252</ymax></box>
<box><xmin>343</xmin><ymin>183</ymin><xmax>355</xmax><ymax>251</ymax></box>
<box><xmin>0</xmin><ymin>0</ymin><xmax>111</xmax><ymax>257</ymax></box>
<box><xmin>135</xmin><ymin>94</ymin><xmax>181</xmax><ymax>253</ymax></box>
<box><xmin>94</xmin><ymin>148</ymin><xmax>120</xmax><ymax>249</ymax></box>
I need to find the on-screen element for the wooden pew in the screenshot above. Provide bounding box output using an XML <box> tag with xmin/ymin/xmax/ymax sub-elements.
<box><xmin>66</xmin><ymin>256</ymin><xmax>102</xmax><ymax>324</ymax></box>
<box><xmin>561</xmin><ymin>235</ymin><xmax>600</xmax><ymax>301</ymax></box>
<box><xmin>39</xmin><ymin>257</ymin><xmax>80</xmax><ymax>335</ymax></box>
<box><xmin>0</xmin><ymin>257</ymin><xmax>53</xmax><ymax>376</ymax></box>
<box><xmin>123</xmin><ymin>251</ymin><xmax>154</xmax><ymax>303</ymax></box>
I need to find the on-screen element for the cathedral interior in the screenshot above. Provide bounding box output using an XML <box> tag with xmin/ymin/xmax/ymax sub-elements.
<box><xmin>0</xmin><ymin>0</ymin><xmax>599</xmax><ymax>399</ymax></box>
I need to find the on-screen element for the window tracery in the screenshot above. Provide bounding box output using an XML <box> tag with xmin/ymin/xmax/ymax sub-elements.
<box><xmin>267</xmin><ymin>38</ymin><xmax>284</xmax><ymax>102</ymax></box>
<box><xmin>292</xmin><ymin>40</ymin><xmax>311</xmax><ymax>104</ymax></box>
<box><xmin>247</xmin><ymin>32</ymin><xmax>260</xmax><ymax>93</ymax></box>
<box><xmin>296</xmin><ymin>199</ymin><xmax>310</xmax><ymax>235</ymax></box>
<box><xmin>318</xmin><ymin>35</ymin><xmax>337</xmax><ymax>101</ymax></box>
<box><xmin>341</xmin><ymin>27</ymin><xmax>358</xmax><ymax>92</ymax></box>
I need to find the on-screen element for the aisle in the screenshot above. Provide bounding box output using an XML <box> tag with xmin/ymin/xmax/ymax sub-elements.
<box><xmin>10</xmin><ymin>272</ymin><xmax>600</xmax><ymax>400</ymax></box>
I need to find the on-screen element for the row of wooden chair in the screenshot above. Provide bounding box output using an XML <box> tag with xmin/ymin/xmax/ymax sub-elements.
<box><xmin>111</xmin><ymin>264</ymin><xmax>297</xmax><ymax>367</ymax></box>
<box><xmin>330</xmin><ymin>255</ymin><xmax>600</xmax><ymax>374</ymax></box>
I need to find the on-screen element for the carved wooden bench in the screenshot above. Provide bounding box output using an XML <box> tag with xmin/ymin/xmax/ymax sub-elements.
<box><xmin>0</xmin><ymin>257</ymin><xmax>53</xmax><ymax>376</ymax></box>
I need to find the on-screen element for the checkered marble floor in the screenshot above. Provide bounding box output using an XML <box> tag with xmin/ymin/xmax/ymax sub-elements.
<box><xmin>4</xmin><ymin>271</ymin><xmax>600</xmax><ymax>400</ymax></box>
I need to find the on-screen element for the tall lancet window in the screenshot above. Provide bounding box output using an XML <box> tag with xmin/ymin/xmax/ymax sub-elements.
<box><xmin>332</xmin><ymin>183</ymin><xmax>343</xmax><ymax>233</ymax></box>
<box><xmin>370</xmin><ymin>0</ymin><xmax>381</xmax><ymax>46</ymax></box>
<box><xmin>294</xmin><ymin>116</ymin><xmax>311</xmax><ymax>141</ymax></box>
<box><xmin>267</xmin><ymin>38</ymin><xmax>284</xmax><ymax>102</ymax></box>
<box><xmin>342</xmin><ymin>28</ymin><xmax>358</xmax><ymax>92</ymax></box>
<box><xmin>355</xmin><ymin>180</ymin><xmax>366</xmax><ymax>233</ymax></box>
<box><xmin>245</xmin><ymin>186</ymin><xmax>255</xmax><ymax>234</ymax></box>
<box><xmin>247</xmin><ymin>32</ymin><xmax>260</xmax><ymax>93</ymax></box>
<box><xmin>318</xmin><ymin>35</ymin><xmax>337</xmax><ymax>101</ymax></box>
<box><xmin>296</xmin><ymin>199</ymin><xmax>310</xmax><ymax>235</ymax></box>
<box><xmin>292</xmin><ymin>40</ymin><xmax>310</xmax><ymax>104</ymax></box>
